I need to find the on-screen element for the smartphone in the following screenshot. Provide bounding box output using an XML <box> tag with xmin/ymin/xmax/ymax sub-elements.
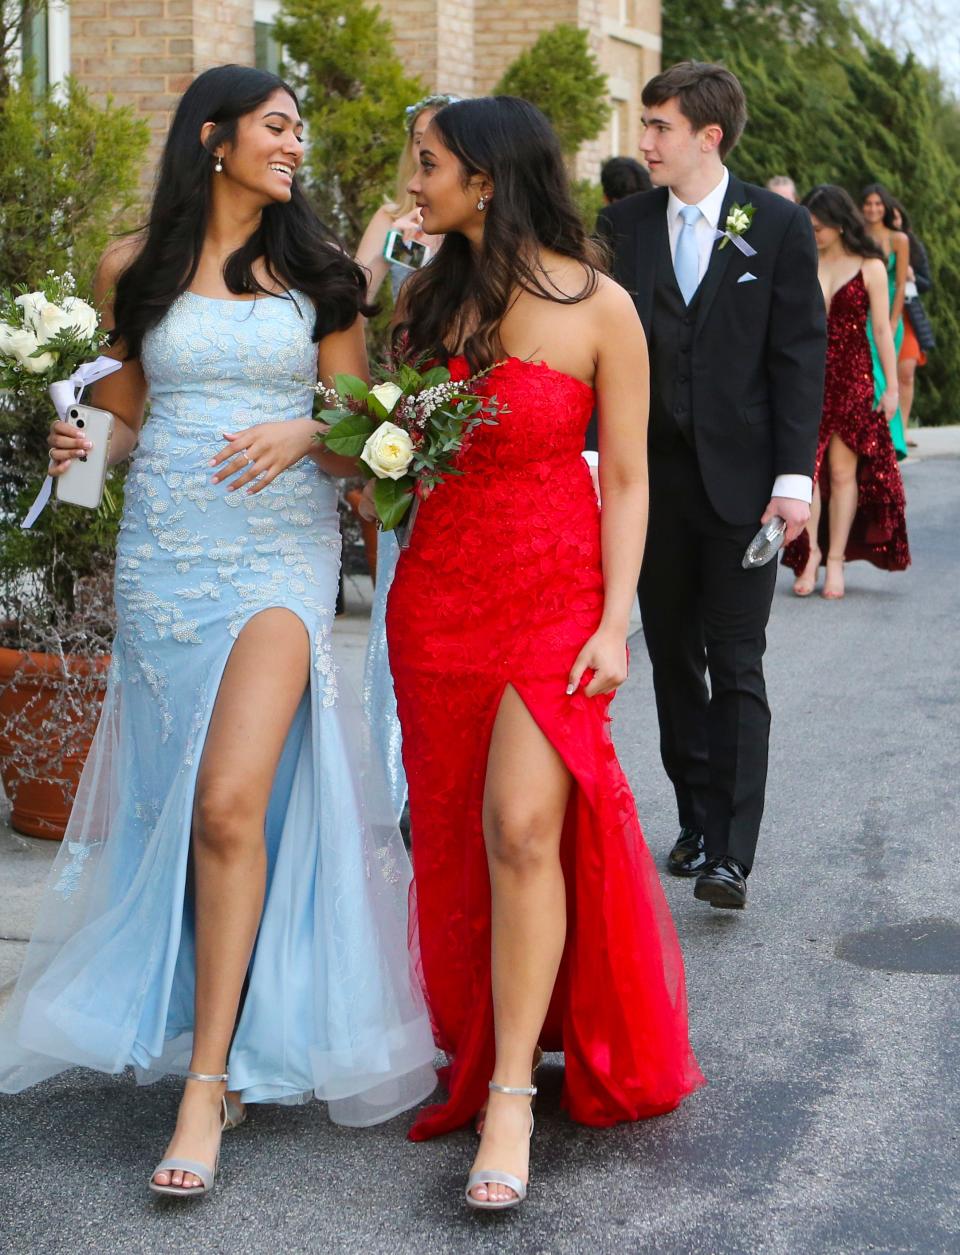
<box><xmin>55</xmin><ymin>403</ymin><xmax>114</xmax><ymax>510</ymax></box>
<box><xmin>383</xmin><ymin>229</ymin><xmax>431</xmax><ymax>271</ymax></box>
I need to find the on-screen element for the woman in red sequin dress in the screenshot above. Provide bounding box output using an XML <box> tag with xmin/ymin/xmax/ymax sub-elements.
<box><xmin>785</xmin><ymin>186</ymin><xmax>910</xmax><ymax>597</ymax></box>
<box><xmin>380</xmin><ymin>98</ymin><xmax>703</xmax><ymax>1207</ymax></box>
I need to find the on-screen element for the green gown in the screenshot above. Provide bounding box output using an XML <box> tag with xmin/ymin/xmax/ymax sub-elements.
<box><xmin>866</xmin><ymin>251</ymin><xmax>907</xmax><ymax>460</ymax></box>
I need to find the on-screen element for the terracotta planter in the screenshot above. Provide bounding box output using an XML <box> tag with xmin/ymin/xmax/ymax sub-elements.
<box><xmin>0</xmin><ymin>645</ymin><xmax>110</xmax><ymax>840</ymax></box>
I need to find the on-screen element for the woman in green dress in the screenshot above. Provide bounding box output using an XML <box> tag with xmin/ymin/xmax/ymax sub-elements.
<box><xmin>862</xmin><ymin>183</ymin><xmax>909</xmax><ymax>459</ymax></box>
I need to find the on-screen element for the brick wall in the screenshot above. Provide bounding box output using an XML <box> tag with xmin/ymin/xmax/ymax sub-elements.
<box><xmin>70</xmin><ymin>0</ymin><xmax>255</xmax><ymax>184</ymax></box>
<box><xmin>596</xmin><ymin>0</ymin><xmax>661</xmax><ymax>176</ymax></box>
<box><xmin>70</xmin><ymin>0</ymin><xmax>661</xmax><ymax>188</ymax></box>
<box><xmin>435</xmin><ymin>0</ymin><xmax>474</xmax><ymax>96</ymax></box>
<box><xmin>194</xmin><ymin>1</ymin><xmax>255</xmax><ymax>73</ymax></box>
<box><xmin>473</xmin><ymin>0</ymin><xmax>578</xmax><ymax>96</ymax></box>
<box><xmin>379</xmin><ymin>0</ymin><xmax>439</xmax><ymax>85</ymax></box>
<box><xmin>380</xmin><ymin>0</ymin><xmax>475</xmax><ymax>96</ymax></box>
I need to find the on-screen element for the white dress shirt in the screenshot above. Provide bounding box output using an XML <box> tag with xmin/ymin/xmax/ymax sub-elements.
<box><xmin>665</xmin><ymin>169</ymin><xmax>813</xmax><ymax>506</ymax></box>
<box><xmin>667</xmin><ymin>168</ymin><xmax>730</xmax><ymax>284</ymax></box>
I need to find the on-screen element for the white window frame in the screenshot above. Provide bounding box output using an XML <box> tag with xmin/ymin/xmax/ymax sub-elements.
<box><xmin>47</xmin><ymin>0</ymin><xmax>71</xmax><ymax>88</ymax></box>
<box><xmin>15</xmin><ymin>1</ymin><xmax>70</xmax><ymax>90</ymax></box>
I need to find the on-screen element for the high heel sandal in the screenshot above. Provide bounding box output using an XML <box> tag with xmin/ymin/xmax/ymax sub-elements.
<box><xmin>149</xmin><ymin>1071</ymin><xmax>244</xmax><ymax>1198</ymax></box>
<box><xmin>465</xmin><ymin>1082</ymin><xmax>536</xmax><ymax>1212</ymax></box>
<box><xmin>474</xmin><ymin>1046</ymin><xmax>542</xmax><ymax>1137</ymax></box>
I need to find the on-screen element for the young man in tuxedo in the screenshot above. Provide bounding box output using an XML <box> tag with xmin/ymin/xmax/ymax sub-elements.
<box><xmin>597</xmin><ymin>62</ymin><xmax>826</xmax><ymax>910</ymax></box>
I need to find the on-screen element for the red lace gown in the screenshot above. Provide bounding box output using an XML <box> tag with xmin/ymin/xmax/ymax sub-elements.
<box><xmin>386</xmin><ymin>355</ymin><xmax>704</xmax><ymax>1141</ymax></box>
<box><xmin>783</xmin><ymin>271</ymin><xmax>910</xmax><ymax>573</ymax></box>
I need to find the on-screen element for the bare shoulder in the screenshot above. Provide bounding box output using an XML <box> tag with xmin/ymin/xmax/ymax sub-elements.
<box><xmin>862</xmin><ymin>256</ymin><xmax>886</xmax><ymax>283</ymax></box>
<box><xmin>591</xmin><ymin>271</ymin><xmax>638</xmax><ymax>311</ymax></box>
<box><xmin>587</xmin><ymin>271</ymin><xmax>642</xmax><ymax>329</ymax></box>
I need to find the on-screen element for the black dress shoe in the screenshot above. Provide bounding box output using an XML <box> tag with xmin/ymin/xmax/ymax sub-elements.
<box><xmin>694</xmin><ymin>857</ymin><xmax>748</xmax><ymax>910</ymax></box>
<box><xmin>666</xmin><ymin>827</ymin><xmax>708</xmax><ymax>877</ymax></box>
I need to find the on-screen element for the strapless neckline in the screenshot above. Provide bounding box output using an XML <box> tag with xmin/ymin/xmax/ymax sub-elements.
<box><xmin>448</xmin><ymin>353</ymin><xmax>595</xmax><ymax>396</ymax></box>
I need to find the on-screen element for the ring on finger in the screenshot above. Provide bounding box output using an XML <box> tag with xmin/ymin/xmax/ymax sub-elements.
<box><xmin>241</xmin><ymin>448</ymin><xmax>253</xmax><ymax>463</ymax></box>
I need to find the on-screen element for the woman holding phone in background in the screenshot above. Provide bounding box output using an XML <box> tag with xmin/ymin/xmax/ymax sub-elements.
<box><xmin>355</xmin><ymin>95</ymin><xmax>453</xmax><ymax>303</ymax></box>
<box><xmin>355</xmin><ymin>94</ymin><xmax>455</xmax><ymax>825</ymax></box>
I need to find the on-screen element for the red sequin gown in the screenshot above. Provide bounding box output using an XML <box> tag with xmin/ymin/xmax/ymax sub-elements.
<box><xmin>386</xmin><ymin>355</ymin><xmax>704</xmax><ymax>1142</ymax></box>
<box><xmin>784</xmin><ymin>272</ymin><xmax>910</xmax><ymax>573</ymax></box>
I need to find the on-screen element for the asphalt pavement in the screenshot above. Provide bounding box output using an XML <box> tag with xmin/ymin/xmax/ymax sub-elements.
<box><xmin>1</xmin><ymin>432</ymin><xmax>958</xmax><ymax>1254</ymax></box>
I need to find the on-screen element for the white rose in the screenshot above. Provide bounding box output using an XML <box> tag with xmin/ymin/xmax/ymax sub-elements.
<box><xmin>0</xmin><ymin>321</ymin><xmax>19</xmax><ymax>353</ymax></box>
<box><xmin>368</xmin><ymin>381</ymin><xmax>404</xmax><ymax>414</ymax></box>
<box><xmin>6</xmin><ymin>326</ymin><xmax>55</xmax><ymax>373</ymax></box>
<box><xmin>361</xmin><ymin>421</ymin><xmax>415</xmax><ymax>480</ymax></box>
<box><xmin>60</xmin><ymin>297</ymin><xmax>99</xmax><ymax>340</ymax></box>
<box><xmin>14</xmin><ymin>291</ymin><xmax>47</xmax><ymax>332</ymax></box>
<box><xmin>22</xmin><ymin>299</ymin><xmax>87</xmax><ymax>346</ymax></box>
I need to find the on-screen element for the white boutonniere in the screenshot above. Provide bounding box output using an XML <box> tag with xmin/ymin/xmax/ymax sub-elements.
<box><xmin>716</xmin><ymin>202</ymin><xmax>757</xmax><ymax>257</ymax></box>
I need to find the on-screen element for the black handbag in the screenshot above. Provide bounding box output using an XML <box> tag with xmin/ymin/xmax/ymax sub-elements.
<box><xmin>905</xmin><ymin>295</ymin><xmax>936</xmax><ymax>352</ymax></box>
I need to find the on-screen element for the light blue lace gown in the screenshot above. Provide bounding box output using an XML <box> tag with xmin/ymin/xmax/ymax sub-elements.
<box><xmin>0</xmin><ymin>291</ymin><xmax>435</xmax><ymax>1124</ymax></box>
<box><xmin>361</xmin><ymin>260</ymin><xmax>410</xmax><ymax>823</ymax></box>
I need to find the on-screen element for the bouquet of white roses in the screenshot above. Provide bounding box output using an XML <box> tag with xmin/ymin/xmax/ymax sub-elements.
<box><xmin>0</xmin><ymin>271</ymin><xmax>106</xmax><ymax>394</ymax></box>
<box><xmin>315</xmin><ymin>355</ymin><xmax>505</xmax><ymax>538</ymax></box>
<box><xmin>2</xmin><ymin>272</ymin><xmax>123</xmax><ymax>529</ymax></box>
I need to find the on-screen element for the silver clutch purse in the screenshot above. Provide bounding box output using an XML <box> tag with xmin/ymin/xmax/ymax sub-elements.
<box><xmin>742</xmin><ymin>516</ymin><xmax>786</xmax><ymax>569</ymax></box>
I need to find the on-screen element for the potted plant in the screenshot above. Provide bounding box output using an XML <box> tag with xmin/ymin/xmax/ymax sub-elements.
<box><xmin>0</xmin><ymin>74</ymin><xmax>147</xmax><ymax>837</ymax></box>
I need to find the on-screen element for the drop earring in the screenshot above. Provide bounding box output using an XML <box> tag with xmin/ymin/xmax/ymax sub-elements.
<box><xmin>214</xmin><ymin>155</ymin><xmax>223</xmax><ymax>173</ymax></box>
<box><xmin>476</xmin><ymin>195</ymin><xmax>487</xmax><ymax>211</ymax></box>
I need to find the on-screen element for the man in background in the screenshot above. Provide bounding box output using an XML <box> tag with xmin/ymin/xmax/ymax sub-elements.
<box><xmin>601</xmin><ymin>156</ymin><xmax>652</xmax><ymax>204</ymax></box>
<box><xmin>767</xmin><ymin>174</ymin><xmax>798</xmax><ymax>201</ymax></box>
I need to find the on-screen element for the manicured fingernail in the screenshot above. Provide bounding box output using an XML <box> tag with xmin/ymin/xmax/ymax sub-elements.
<box><xmin>83</xmin><ymin>441</ymin><xmax>93</xmax><ymax>450</ymax></box>
<box><xmin>208</xmin><ymin>458</ymin><xmax>216</xmax><ymax>466</ymax></box>
<box><xmin>566</xmin><ymin>684</ymin><xmax>575</xmax><ymax>695</ymax></box>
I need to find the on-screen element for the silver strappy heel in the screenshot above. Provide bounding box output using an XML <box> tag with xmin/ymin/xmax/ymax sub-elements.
<box><xmin>475</xmin><ymin>1046</ymin><xmax>542</xmax><ymax>1137</ymax></box>
<box><xmin>465</xmin><ymin>1081</ymin><xmax>537</xmax><ymax>1212</ymax></box>
<box><xmin>149</xmin><ymin>1071</ymin><xmax>244</xmax><ymax>1198</ymax></box>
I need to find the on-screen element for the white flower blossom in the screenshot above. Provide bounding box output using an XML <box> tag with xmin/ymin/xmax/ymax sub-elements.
<box><xmin>361</xmin><ymin>421</ymin><xmax>415</xmax><ymax>479</ymax></box>
<box><xmin>369</xmin><ymin>381</ymin><xmax>404</xmax><ymax>413</ymax></box>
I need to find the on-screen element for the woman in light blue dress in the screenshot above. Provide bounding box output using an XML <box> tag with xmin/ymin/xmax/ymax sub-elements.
<box><xmin>354</xmin><ymin>95</ymin><xmax>454</xmax><ymax>823</ymax></box>
<box><xmin>0</xmin><ymin>66</ymin><xmax>435</xmax><ymax>1197</ymax></box>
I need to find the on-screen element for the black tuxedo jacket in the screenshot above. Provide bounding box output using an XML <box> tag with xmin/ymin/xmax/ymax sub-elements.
<box><xmin>597</xmin><ymin>173</ymin><xmax>827</xmax><ymax>524</ymax></box>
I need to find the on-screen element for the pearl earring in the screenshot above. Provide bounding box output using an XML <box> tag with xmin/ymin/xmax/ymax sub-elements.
<box><xmin>214</xmin><ymin>155</ymin><xmax>223</xmax><ymax>173</ymax></box>
<box><xmin>477</xmin><ymin>195</ymin><xmax>487</xmax><ymax>211</ymax></box>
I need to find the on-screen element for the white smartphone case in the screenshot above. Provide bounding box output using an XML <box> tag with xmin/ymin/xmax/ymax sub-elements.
<box><xmin>55</xmin><ymin>403</ymin><xmax>114</xmax><ymax>510</ymax></box>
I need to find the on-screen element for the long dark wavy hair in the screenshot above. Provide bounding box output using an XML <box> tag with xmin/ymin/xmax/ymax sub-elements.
<box><xmin>889</xmin><ymin>196</ymin><xmax>928</xmax><ymax>276</ymax></box>
<box><xmin>804</xmin><ymin>185</ymin><xmax>884</xmax><ymax>260</ymax></box>
<box><xmin>113</xmin><ymin>65</ymin><xmax>371</xmax><ymax>359</ymax></box>
<box><xmin>860</xmin><ymin>182</ymin><xmax>898</xmax><ymax>229</ymax></box>
<box><xmin>394</xmin><ymin>96</ymin><xmax>604</xmax><ymax>372</ymax></box>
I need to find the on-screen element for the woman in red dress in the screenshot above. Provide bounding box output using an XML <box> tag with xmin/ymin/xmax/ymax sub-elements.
<box><xmin>382</xmin><ymin>97</ymin><xmax>703</xmax><ymax>1210</ymax></box>
<box><xmin>785</xmin><ymin>185</ymin><xmax>910</xmax><ymax>597</ymax></box>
